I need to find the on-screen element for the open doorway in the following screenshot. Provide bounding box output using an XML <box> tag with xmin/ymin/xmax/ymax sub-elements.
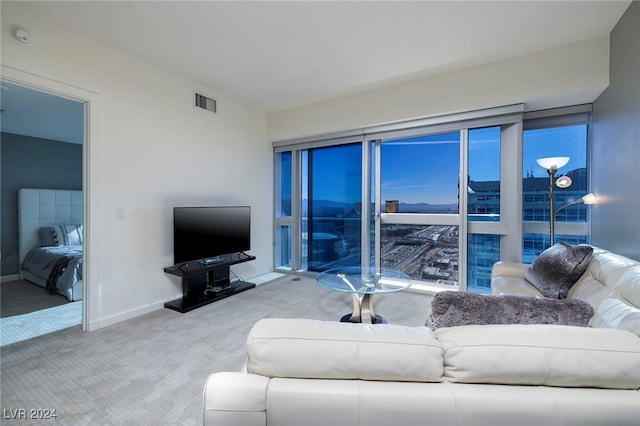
<box><xmin>0</xmin><ymin>81</ymin><xmax>85</xmax><ymax>345</ymax></box>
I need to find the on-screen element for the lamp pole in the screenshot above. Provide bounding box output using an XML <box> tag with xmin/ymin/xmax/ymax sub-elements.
<box><xmin>547</xmin><ymin>168</ymin><xmax>557</xmax><ymax>246</ymax></box>
<box><xmin>536</xmin><ymin>157</ymin><xmax>570</xmax><ymax>248</ymax></box>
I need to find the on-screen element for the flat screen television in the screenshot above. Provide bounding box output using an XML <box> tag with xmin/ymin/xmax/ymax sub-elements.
<box><xmin>173</xmin><ymin>206</ymin><xmax>250</xmax><ymax>265</ymax></box>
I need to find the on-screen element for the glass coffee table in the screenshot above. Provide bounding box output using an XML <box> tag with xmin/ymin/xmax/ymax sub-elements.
<box><xmin>317</xmin><ymin>266</ymin><xmax>411</xmax><ymax>324</ymax></box>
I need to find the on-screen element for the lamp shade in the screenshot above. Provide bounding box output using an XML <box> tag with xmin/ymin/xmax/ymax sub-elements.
<box><xmin>581</xmin><ymin>193</ymin><xmax>598</xmax><ymax>205</ymax></box>
<box><xmin>536</xmin><ymin>157</ymin><xmax>570</xmax><ymax>171</ymax></box>
<box><xmin>555</xmin><ymin>176</ymin><xmax>573</xmax><ymax>188</ymax></box>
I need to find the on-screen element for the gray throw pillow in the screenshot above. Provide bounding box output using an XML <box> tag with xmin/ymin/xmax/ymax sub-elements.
<box><xmin>425</xmin><ymin>291</ymin><xmax>594</xmax><ymax>329</ymax></box>
<box><xmin>524</xmin><ymin>242</ymin><xmax>594</xmax><ymax>299</ymax></box>
<box><xmin>39</xmin><ymin>227</ymin><xmax>57</xmax><ymax>246</ymax></box>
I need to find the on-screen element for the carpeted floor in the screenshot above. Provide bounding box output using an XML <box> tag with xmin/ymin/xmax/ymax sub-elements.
<box><xmin>0</xmin><ymin>301</ymin><xmax>83</xmax><ymax>346</ymax></box>
<box><xmin>1</xmin><ymin>280</ymin><xmax>71</xmax><ymax>317</ymax></box>
<box><xmin>0</xmin><ymin>274</ymin><xmax>432</xmax><ymax>425</ymax></box>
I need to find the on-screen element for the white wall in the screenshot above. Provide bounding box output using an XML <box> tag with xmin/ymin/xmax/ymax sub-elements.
<box><xmin>1</xmin><ymin>3</ymin><xmax>273</xmax><ymax>328</ymax></box>
<box><xmin>268</xmin><ymin>36</ymin><xmax>610</xmax><ymax>141</ymax></box>
<box><xmin>591</xmin><ymin>1</ymin><xmax>640</xmax><ymax>260</ymax></box>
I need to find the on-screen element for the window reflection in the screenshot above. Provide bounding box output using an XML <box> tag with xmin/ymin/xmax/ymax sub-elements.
<box><xmin>381</xmin><ymin>132</ymin><xmax>460</xmax><ymax>212</ymax></box>
<box><xmin>303</xmin><ymin>144</ymin><xmax>362</xmax><ymax>271</ymax></box>
<box><xmin>381</xmin><ymin>224</ymin><xmax>459</xmax><ymax>285</ymax></box>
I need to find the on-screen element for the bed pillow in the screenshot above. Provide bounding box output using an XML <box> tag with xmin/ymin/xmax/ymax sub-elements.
<box><xmin>524</xmin><ymin>242</ymin><xmax>594</xmax><ymax>299</ymax></box>
<box><xmin>46</xmin><ymin>225</ymin><xmax>83</xmax><ymax>246</ymax></box>
<box><xmin>39</xmin><ymin>227</ymin><xmax>58</xmax><ymax>246</ymax></box>
<box><xmin>425</xmin><ymin>291</ymin><xmax>594</xmax><ymax>329</ymax></box>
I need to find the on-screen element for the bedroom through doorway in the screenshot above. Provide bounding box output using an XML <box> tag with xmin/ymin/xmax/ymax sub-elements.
<box><xmin>0</xmin><ymin>81</ymin><xmax>85</xmax><ymax>345</ymax></box>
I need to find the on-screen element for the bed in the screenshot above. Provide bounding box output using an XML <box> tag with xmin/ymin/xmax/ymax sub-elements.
<box><xmin>18</xmin><ymin>188</ymin><xmax>84</xmax><ymax>302</ymax></box>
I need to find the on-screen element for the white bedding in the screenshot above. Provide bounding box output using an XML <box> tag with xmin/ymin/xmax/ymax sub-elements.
<box><xmin>18</xmin><ymin>188</ymin><xmax>84</xmax><ymax>302</ymax></box>
<box><xmin>20</xmin><ymin>245</ymin><xmax>83</xmax><ymax>302</ymax></box>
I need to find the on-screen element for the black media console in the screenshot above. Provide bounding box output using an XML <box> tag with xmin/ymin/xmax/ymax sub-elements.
<box><xmin>163</xmin><ymin>252</ymin><xmax>256</xmax><ymax>313</ymax></box>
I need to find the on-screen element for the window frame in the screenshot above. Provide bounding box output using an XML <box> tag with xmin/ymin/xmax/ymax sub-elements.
<box><xmin>273</xmin><ymin>104</ymin><xmax>592</xmax><ymax>292</ymax></box>
<box><xmin>521</xmin><ymin>104</ymin><xmax>593</xmax><ymax>257</ymax></box>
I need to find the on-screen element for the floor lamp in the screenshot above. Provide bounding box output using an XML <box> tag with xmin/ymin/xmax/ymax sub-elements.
<box><xmin>536</xmin><ymin>157</ymin><xmax>598</xmax><ymax>247</ymax></box>
<box><xmin>537</xmin><ymin>157</ymin><xmax>570</xmax><ymax>246</ymax></box>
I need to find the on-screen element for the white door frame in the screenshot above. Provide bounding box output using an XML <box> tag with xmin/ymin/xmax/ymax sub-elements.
<box><xmin>1</xmin><ymin>65</ymin><xmax>101</xmax><ymax>331</ymax></box>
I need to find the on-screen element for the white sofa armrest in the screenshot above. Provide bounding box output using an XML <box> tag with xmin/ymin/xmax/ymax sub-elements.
<box><xmin>490</xmin><ymin>261</ymin><xmax>545</xmax><ymax>297</ymax></box>
<box><xmin>203</xmin><ymin>372</ymin><xmax>269</xmax><ymax>426</ymax></box>
<box><xmin>491</xmin><ymin>261</ymin><xmax>529</xmax><ymax>279</ymax></box>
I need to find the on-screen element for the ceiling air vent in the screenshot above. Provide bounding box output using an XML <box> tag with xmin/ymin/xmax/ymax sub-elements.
<box><xmin>195</xmin><ymin>92</ymin><xmax>217</xmax><ymax>113</ymax></box>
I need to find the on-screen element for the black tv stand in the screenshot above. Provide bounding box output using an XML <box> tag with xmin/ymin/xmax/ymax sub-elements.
<box><xmin>163</xmin><ymin>252</ymin><xmax>256</xmax><ymax>313</ymax></box>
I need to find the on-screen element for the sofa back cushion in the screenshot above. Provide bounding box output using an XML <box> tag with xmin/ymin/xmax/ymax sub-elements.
<box><xmin>567</xmin><ymin>248</ymin><xmax>637</xmax><ymax>308</ymax></box>
<box><xmin>591</xmin><ymin>266</ymin><xmax>640</xmax><ymax>336</ymax></box>
<box><xmin>246</xmin><ymin>318</ymin><xmax>443</xmax><ymax>382</ymax></box>
<box><xmin>435</xmin><ymin>324</ymin><xmax>640</xmax><ymax>390</ymax></box>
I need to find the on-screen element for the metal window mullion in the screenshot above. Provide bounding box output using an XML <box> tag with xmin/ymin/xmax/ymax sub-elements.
<box><xmin>273</xmin><ymin>152</ymin><xmax>281</xmax><ymax>268</ymax></box>
<box><xmin>586</xmin><ymin>114</ymin><xmax>593</xmax><ymax>244</ymax></box>
<box><xmin>374</xmin><ymin>140</ymin><xmax>382</xmax><ymax>271</ymax></box>
<box><xmin>523</xmin><ymin>221</ymin><xmax>589</xmax><ymax>236</ymax></box>
<box><xmin>501</xmin><ymin>122</ymin><xmax>524</xmax><ymax>262</ymax></box>
<box><xmin>468</xmin><ymin>222</ymin><xmax>509</xmax><ymax>235</ymax></box>
<box><xmin>459</xmin><ymin>129</ymin><xmax>469</xmax><ymax>292</ymax></box>
<box><xmin>361</xmin><ymin>137</ymin><xmax>371</xmax><ymax>270</ymax></box>
<box><xmin>290</xmin><ymin>150</ymin><xmax>302</xmax><ymax>271</ymax></box>
<box><xmin>380</xmin><ymin>213</ymin><xmax>460</xmax><ymax>226</ymax></box>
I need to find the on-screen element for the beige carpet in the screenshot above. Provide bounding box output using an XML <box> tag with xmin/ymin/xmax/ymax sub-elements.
<box><xmin>0</xmin><ymin>275</ymin><xmax>432</xmax><ymax>426</ymax></box>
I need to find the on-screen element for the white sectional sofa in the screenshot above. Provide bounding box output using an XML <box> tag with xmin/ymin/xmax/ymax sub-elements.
<box><xmin>203</xmin><ymin>246</ymin><xmax>640</xmax><ymax>426</ymax></box>
<box><xmin>492</xmin><ymin>245</ymin><xmax>640</xmax><ymax>335</ymax></box>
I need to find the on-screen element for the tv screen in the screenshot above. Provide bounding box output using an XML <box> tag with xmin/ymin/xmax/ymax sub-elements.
<box><xmin>173</xmin><ymin>206</ymin><xmax>250</xmax><ymax>265</ymax></box>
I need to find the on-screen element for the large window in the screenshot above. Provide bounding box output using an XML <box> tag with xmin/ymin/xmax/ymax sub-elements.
<box><xmin>274</xmin><ymin>104</ymin><xmax>592</xmax><ymax>294</ymax></box>
<box><xmin>275</xmin><ymin>151</ymin><xmax>292</xmax><ymax>268</ymax></box>
<box><xmin>381</xmin><ymin>133</ymin><xmax>460</xmax><ymax>210</ymax></box>
<box><xmin>468</xmin><ymin>126</ymin><xmax>501</xmax><ymax>221</ymax></box>
<box><xmin>522</xmin><ymin>117</ymin><xmax>590</xmax><ymax>261</ymax></box>
<box><xmin>467</xmin><ymin>126</ymin><xmax>502</xmax><ymax>293</ymax></box>
<box><xmin>303</xmin><ymin>144</ymin><xmax>362</xmax><ymax>271</ymax></box>
<box><xmin>378</xmin><ymin>132</ymin><xmax>460</xmax><ymax>285</ymax></box>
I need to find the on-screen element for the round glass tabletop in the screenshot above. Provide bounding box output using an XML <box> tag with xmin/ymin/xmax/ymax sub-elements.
<box><xmin>317</xmin><ymin>266</ymin><xmax>411</xmax><ymax>294</ymax></box>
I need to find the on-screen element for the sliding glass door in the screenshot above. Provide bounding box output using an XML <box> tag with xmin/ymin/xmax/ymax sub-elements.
<box><xmin>304</xmin><ymin>144</ymin><xmax>362</xmax><ymax>271</ymax></box>
<box><xmin>273</xmin><ymin>104</ymin><xmax>591</xmax><ymax>294</ymax></box>
<box><xmin>376</xmin><ymin>132</ymin><xmax>461</xmax><ymax>286</ymax></box>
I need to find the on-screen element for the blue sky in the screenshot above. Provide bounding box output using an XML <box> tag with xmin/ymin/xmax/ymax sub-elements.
<box><xmin>298</xmin><ymin>124</ymin><xmax>587</xmax><ymax>206</ymax></box>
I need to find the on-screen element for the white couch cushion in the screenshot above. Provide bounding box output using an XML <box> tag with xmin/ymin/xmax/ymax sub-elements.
<box><xmin>246</xmin><ymin>318</ymin><xmax>443</xmax><ymax>382</ymax></box>
<box><xmin>592</xmin><ymin>298</ymin><xmax>640</xmax><ymax>336</ymax></box>
<box><xmin>567</xmin><ymin>249</ymin><xmax>637</xmax><ymax>307</ymax></box>
<box><xmin>435</xmin><ymin>324</ymin><xmax>640</xmax><ymax>389</ymax></box>
<box><xmin>203</xmin><ymin>372</ymin><xmax>268</xmax><ymax>426</ymax></box>
<box><xmin>591</xmin><ymin>266</ymin><xmax>640</xmax><ymax>336</ymax></box>
<box><xmin>615</xmin><ymin>265</ymin><xmax>640</xmax><ymax>307</ymax></box>
<box><xmin>266</xmin><ymin>378</ymin><xmax>458</xmax><ymax>426</ymax></box>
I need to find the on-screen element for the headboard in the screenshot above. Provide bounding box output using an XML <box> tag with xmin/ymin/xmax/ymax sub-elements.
<box><xmin>18</xmin><ymin>188</ymin><xmax>83</xmax><ymax>264</ymax></box>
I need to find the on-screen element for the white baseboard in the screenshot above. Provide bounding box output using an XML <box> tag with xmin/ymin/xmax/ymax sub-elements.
<box><xmin>1</xmin><ymin>274</ymin><xmax>20</xmax><ymax>283</ymax></box>
<box><xmin>249</xmin><ymin>271</ymin><xmax>285</xmax><ymax>285</ymax></box>
<box><xmin>87</xmin><ymin>300</ymin><xmax>166</xmax><ymax>331</ymax></box>
<box><xmin>87</xmin><ymin>271</ymin><xmax>285</xmax><ymax>330</ymax></box>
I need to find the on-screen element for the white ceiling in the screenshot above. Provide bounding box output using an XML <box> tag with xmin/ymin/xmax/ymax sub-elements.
<box><xmin>0</xmin><ymin>1</ymin><xmax>631</xmax><ymax>144</ymax></box>
<box><xmin>14</xmin><ymin>0</ymin><xmax>631</xmax><ymax>113</ymax></box>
